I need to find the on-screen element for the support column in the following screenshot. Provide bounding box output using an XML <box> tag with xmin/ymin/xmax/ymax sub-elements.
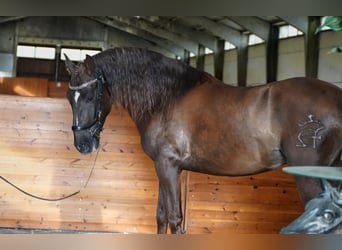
<box><xmin>237</xmin><ymin>35</ymin><xmax>249</xmax><ymax>86</ymax></box>
<box><xmin>214</xmin><ymin>39</ymin><xmax>225</xmax><ymax>81</ymax></box>
<box><xmin>196</xmin><ymin>44</ymin><xmax>205</xmax><ymax>71</ymax></box>
<box><xmin>305</xmin><ymin>16</ymin><xmax>320</xmax><ymax>78</ymax></box>
<box><xmin>266</xmin><ymin>25</ymin><xmax>279</xmax><ymax>83</ymax></box>
<box><xmin>183</xmin><ymin>50</ymin><xmax>190</xmax><ymax>64</ymax></box>
<box><xmin>54</xmin><ymin>45</ymin><xmax>61</xmax><ymax>82</ymax></box>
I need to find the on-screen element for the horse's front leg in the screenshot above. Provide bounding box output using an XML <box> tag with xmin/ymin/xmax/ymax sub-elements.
<box><xmin>155</xmin><ymin>160</ymin><xmax>183</xmax><ymax>234</ymax></box>
<box><xmin>156</xmin><ymin>183</ymin><xmax>168</xmax><ymax>234</ymax></box>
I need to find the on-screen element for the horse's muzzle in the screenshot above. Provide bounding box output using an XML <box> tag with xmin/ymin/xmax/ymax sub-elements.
<box><xmin>76</xmin><ymin>143</ymin><xmax>92</xmax><ymax>154</ymax></box>
<box><xmin>74</xmin><ymin>132</ymin><xmax>99</xmax><ymax>154</ymax></box>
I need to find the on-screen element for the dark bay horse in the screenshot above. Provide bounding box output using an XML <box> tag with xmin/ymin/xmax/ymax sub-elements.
<box><xmin>65</xmin><ymin>47</ymin><xmax>342</xmax><ymax>234</ymax></box>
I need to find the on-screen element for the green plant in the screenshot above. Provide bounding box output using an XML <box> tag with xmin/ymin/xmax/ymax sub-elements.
<box><xmin>316</xmin><ymin>16</ymin><xmax>342</xmax><ymax>53</ymax></box>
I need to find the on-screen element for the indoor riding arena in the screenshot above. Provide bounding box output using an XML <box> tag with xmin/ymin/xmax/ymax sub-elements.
<box><xmin>0</xmin><ymin>16</ymin><xmax>341</xmax><ymax>234</ymax></box>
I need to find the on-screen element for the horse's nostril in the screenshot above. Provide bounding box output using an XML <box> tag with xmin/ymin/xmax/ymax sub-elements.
<box><xmin>76</xmin><ymin>143</ymin><xmax>90</xmax><ymax>153</ymax></box>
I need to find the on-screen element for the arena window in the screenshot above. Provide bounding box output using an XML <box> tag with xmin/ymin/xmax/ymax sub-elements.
<box><xmin>248</xmin><ymin>34</ymin><xmax>264</xmax><ymax>46</ymax></box>
<box><xmin>17</xmin><ymin>45</ymin><xmax>55</xmax><ymax>60</ymax></box>
<box><xmin>205</xmin><ymin>48</ymin><xmax>213</xmax><ymax>55</ymax></box>
<box><xmin>278</xmin><ymin>25</ymin><xmax>304</xmax><ymax>39</ymax></box>
<box><xmin>224</xmin><ymin>41</ymin><xmax>236</xmax><ymax>50</ymax></box>
<box><xmin>60</xmin><ymin>48</ymin><xmax>101</xmax><ymax>61</ymax></box>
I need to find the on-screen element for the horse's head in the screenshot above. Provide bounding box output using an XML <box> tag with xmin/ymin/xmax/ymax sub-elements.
<box><xmin>65</xmin><ymin>54</ymin><xmax>111</xmax><ymax>154</ymax></box>
<box><xmin>280</xmin><ymin>180</ymin><xmax>342</xmax><ymax>234</ymax></box>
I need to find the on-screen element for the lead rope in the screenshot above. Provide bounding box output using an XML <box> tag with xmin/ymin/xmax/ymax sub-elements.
<box><xmin>0</xmin><ymin>146</ymin><xmax>100</xmax><ymax>202</ymax></box>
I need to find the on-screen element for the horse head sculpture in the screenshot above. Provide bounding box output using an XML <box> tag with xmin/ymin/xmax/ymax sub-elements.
<box><xmin>280</xmin><ymin>167</ymin><xmax>342</xmax><ymax>234</ymax></box>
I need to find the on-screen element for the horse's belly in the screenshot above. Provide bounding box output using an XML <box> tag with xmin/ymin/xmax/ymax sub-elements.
<box><xmin>183</xmin><ymin>147</ymin><xmax>285</xmax><ymax>176</ymax></box>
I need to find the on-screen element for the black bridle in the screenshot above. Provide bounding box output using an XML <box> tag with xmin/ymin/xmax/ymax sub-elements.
<box><xmin>69</xmin><ymin>75</ymin><xmax>105</xmax><ymax>137</ymax></box>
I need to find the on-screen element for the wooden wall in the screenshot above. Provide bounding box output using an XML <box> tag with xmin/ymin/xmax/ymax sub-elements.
<box><xmin>0</xmin><ymin>77</ymin><xmax>69</xmax><ymax>98</ymax></box>
<box><xmin>0</xmin><ymin>94</ymin><xmax>304</xmax><ymax>234</ymax></box>
<box><xmin>0</xmin><ymin>77</ymin><xmax>48</xmax><ymax>97</ymax></box>
<box><xmin>48</xmin><ymin>81</ymin><xmax>68</xmax><ymax>98</ymax></box>
<box><xmin>186</xmin><ymin>171</ymin><xmax>303</xmax><ymax>233</ymax></box>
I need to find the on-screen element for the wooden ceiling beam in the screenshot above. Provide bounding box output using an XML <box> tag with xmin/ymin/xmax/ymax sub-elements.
<box><xmin>0</xmin><ymin>16</ymin><xmax>26</xmax><ymax>23</ymax></box>
<box><xmin>278</xmin><ymin>16</ymin><xmax>308</xmax><ymax>33</ymax></box>
<box><xmin>88</xmin><ymin>16</ymin><xmax>185</xmax><ymax>58</ymax></box>
<box><xmin>141</xmin><ymin>16</ymin><xmax>218</xmax><ymax>51</ymax></box>
<box><xmin>105</xmin><ymin>28</ymin><xmax>175</xmax><ymax>58</ymax></box>
<box><xmin>227</xmin><ymin>16</ymin><xmax>270</xmax><ymax>41</ymax></box>
<box><xmin>110</xmin><ymin>16</ymin><xmax>199</xmax><ymax>54</ymax></box>
<box><xmin>179</xmin><ymin>17</ymin><xmax>243</xmax><ymax>47</ymax></box>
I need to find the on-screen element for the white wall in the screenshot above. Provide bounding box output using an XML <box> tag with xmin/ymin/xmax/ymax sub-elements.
<box><xmin>203</xmin><ymin>54</ymin><xmax>214</xmax><ymax>76</ymax></box>
<box><xmin>318</xmin><ymin>30</ymin><xmax>342</xmax><ymax>88</ymax></box>
<box><xmin>190</xmin><ymin>31</ymin><xmax>342</xmax><ymax>88</ymax></box>
<box><xmin>223</xmin><ymin>50</ymin><xmax>238</xmax><ymax>86</ymax></box>
<box><xmin>0</xmin><ymin>22</ymin><xmax>16</xmax><ymax>77</ymax></box>
<box><xmin>277</xmin><ymin>36</ymin><xmax>305</xmax><ymax>81</ymax></box>
<box><xmin>246</xmin><ymin>44</ymin><xmax>266</xmax><ymax>85</ymax></box>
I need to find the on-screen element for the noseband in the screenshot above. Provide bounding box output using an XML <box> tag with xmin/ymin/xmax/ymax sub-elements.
<box><xmin>69</xmin><ymin>75</ymin><xmax>105</xmax><ymax>136</ymax></box>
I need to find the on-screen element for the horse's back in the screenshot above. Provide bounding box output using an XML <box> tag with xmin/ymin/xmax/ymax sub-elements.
<box><xmin>142</xmin><ymin>76</ymin><xmax>342</xmax><ymax>176</ymax></box>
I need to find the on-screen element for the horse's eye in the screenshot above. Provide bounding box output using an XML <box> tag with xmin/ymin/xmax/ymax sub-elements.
<box><xmin>86</xmin><ymin>95</ymin><xmax>94</xmax><ymax>102</ymax></box>
<box><xmin>322</xmin><ymin>210</ymin><xmax>335</xmax><ymax>224</ymax></box>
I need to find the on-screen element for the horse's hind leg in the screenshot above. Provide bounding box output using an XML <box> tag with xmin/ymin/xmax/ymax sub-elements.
<box><xmin>294</xmin><ymin>176</ymin><xmax>323</xmax><ymax>204</ymax></box>
<box><xmin>291</xmin><ymin>146</ymin><xmax>342</xmax><ymax>204</ymax></box>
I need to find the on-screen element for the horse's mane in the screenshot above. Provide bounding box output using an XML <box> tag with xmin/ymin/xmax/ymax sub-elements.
<box><xmin>93</xmin><ymin>47</ymin><xmax>211</xmax><ymax>124</ymax></box>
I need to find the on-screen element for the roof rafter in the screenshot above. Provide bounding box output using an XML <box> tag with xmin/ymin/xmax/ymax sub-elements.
<box><xmin>227</xmin><ymin>16</ymin><xmax>270</xmax><ymax>41</ymax></box>
<box><xmin>0</xmin><ymin>16</ymin><xmax>26</xmax><ymax>23</ymax></box>
<box><xmin>179</xmin><ymin>17</ymin><xmax>243</xmax><ymax>47</ymax></box>
<box><xmin>110</xmin><ymin>16</ymin><xmax>199</xmax><ymax>54</ymax></box>
<box><xmin>278</xmin><ymin>16</ymin><xmax>308</xmax><ymax>32</ymax></box>
<box><xmin>88</xmin><ymin>16</ymin><xmax>185</xmax><ymax>57</ymax></box>
<box><xmin>141</xmin><ymin>16</ymin><xmax>218</xmax><ymax>51</ymax></box>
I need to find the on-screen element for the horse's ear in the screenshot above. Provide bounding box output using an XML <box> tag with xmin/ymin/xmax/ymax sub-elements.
<box><xmin>64</xmin><ymin>54</ymin><xmax>76</xmax><ymax>74</ymax></box>
<box><xmin>84</xmin><ymin>55</ymin><xmax>95</xmax><ymax>76</ymax></box>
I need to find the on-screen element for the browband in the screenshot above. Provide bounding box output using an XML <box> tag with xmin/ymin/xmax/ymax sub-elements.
<box><xmin>69</xmin><ymin>78</ymin><xmax>98</xmax><ymax>91</ymax></box>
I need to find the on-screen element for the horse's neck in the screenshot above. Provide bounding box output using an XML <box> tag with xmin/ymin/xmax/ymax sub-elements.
<box><xmin>102</xmin><ymin>55</ymin><xmax>209</xmax><ymax>126</ymax></box>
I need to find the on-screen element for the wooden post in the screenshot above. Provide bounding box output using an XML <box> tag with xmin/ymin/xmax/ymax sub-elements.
<box><xmin>54</xmin><ymin>45</ymin><xmax>61</xmax><ymax>82</ymax></box>
<box><xmin>196</xmin><ymin>44</ymin><xmax>205</xmax><ymax>71</ymax></box>
<box><xmin>266</xmin><ymin>25</ymin><xmax>279</xmax><ymax>83</ymax></box>
<box><xmin>214</xmin><ymin>39</ymin><xmax>225</xmax><ymax>81</ymax></box>
<box><xmin>183</xmin><ymin>50</ymin><xmax>190</xmax><ymax>65</ymax></box>
<box><xmin>305</xmin><ymin>16</ymin><xmax>320</xmax><ymax>78</ymax></box>
<box><xmin>237</xmin><ymin>34</ymin><xmax>248</xmax><ymax>86</ymax></box>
